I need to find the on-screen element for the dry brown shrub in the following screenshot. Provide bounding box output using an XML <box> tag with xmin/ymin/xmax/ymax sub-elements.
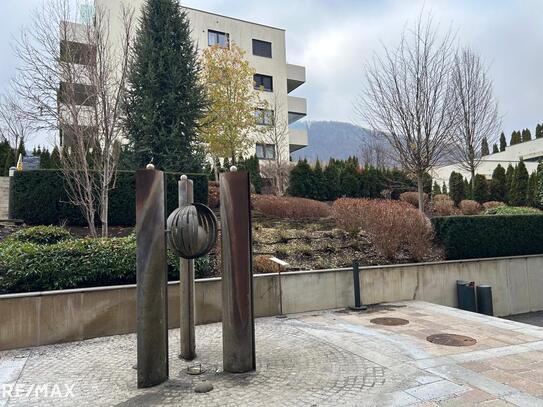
<box><xmin>483</xmin><ymin>201</ymin><xmax>505</xmax><ymax>210</ymax></box>
<box><xmin>253</xmin><ymin>256</ymin><xmax>284</xmax><ymax>274</ymax></box>
<box><xmin>332</xmin><ymin>198</ymin><xmax>434</xmax><ymax>261</ymax></box>
<box><xmin>432</xmin><ymin>196</ymin><xmax>458</xmax><ymax>216</ymax></box>
<box><xmin>208</xmin><ymin>181</ymin><xmax>220</xmax><ymax>209</ymax></box>
<box><xmin>252</xmin><ymin>195</ymin><xmax>331</xmax><ymax>219</ymax></box>
<box><xmin>459</xmin><ymin>200</ymin><xmax>482</xmax><ymax>215</ymax></box>
<box><xmin>400</xmin><ymin>191</ymin><xmax>429</xmax><ymax>208</ymax></box>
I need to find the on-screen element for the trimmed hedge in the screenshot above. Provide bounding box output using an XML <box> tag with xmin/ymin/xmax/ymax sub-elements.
<box><xmin>432</xmin><ymin>215</ymin><xmax>543</xmax><ymax>260</ymax></box>
<box><xmin>10</xmin><ymin>169</ymin><xmax>208</xmax><ymax>226</ymax></box>
<box><xmin>0</xmin><ymin>231</ymin><xmax>210</xmax><ymax>294</ymax></box>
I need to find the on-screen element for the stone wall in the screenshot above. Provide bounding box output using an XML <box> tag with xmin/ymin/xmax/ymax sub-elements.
<box><xmin>1</xmin><ymin>255</ymin><xmax>542</xmax><ymax>351</ymax></box>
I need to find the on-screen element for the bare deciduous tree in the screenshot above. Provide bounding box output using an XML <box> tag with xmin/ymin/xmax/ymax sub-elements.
<box><xmin>258</xmin><ymin>94</ymin><xmax>291</xmax><ymax>194</ymax></box>
<box><xmin>0</xmin><ymin>92</ymin><xmax>34</xmax><ymax>150</ymax></box>
<box><xmin>450</xmin><ymin>47</ymin><xmax>501</xmax><ymax>181</ymax></box>
<box><xmin>356</xmin><ymin>15</ymin><xmax>457</xmax><ymax>211</ymax></box>
<box><xmin>13</xmin><ymin>0</ymin><xmax>134</xmax><ymax>236</ymax></box>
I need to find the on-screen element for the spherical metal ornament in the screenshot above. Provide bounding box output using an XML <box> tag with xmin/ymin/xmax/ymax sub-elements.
<box><xmin>167</xmin><ymin>203</ymin><xmax>218</xmax><ymax>259</ymax></box>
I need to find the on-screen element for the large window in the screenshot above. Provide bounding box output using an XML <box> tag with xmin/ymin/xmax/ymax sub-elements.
<box><xmin>208</xmin><ymin>30</ymin><xmax>229</xmax><ymax>48</ymax></box>
<box><xmin>252</xmin><ymin>39</ymin><xmax>272</xmax><ymax>58</ymax></box>
<box><xmin>256</xmin><ymin>143</ymin><xmax>276</xmax><ymax>160</ymax></box>
<box><xmin>58</xmin><ymin>82</ymin><xmax>96</xmax><ymax>106</ymax></box>
<box><xmin>254</xmin><ymin>109</ymin><xmax>274</xmax><ymax>125</ymax></box>
<box><xmin>254</xmin><ymin>74</ymin><xmax>273</xmax><ymax>91</ymax></box>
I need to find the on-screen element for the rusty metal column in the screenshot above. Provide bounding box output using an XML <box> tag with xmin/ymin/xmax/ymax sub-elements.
<box><xmin>220</xmin><ymin>168</ymin><xmax>255</xmax><ymax>373</ymax></box>
<box><xmin>179</xmin><ymin>175</ymin><xmax>196</xmax><ymax>360</ymax></box>
<box><xmin>136</xmin><ymin>168</ymin><xmax>169</xmax><ymax>388</ymax></box>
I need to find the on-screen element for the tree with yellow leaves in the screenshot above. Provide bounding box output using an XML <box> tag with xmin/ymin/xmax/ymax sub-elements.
<box><xmin>200</xmin><ymin>43</ymin><xmax>264</xmax><ymax>178</ymax></box>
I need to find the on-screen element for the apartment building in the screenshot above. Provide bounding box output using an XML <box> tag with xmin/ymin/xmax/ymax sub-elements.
<box><xmin>62</xmin><ymin>1</ymin><xmax>308</xmax><ymax>163</ymax></box>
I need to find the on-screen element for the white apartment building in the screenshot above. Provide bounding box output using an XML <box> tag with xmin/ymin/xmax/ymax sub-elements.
<box><xmin>432</xmin><ymin>138</ymin><xmax>543</xmax><ymax>185</ymax></box>
<box><xmin>64</xmin><ymin>2</ymin><xmax>308</xmax><ymax>163</ymax></box>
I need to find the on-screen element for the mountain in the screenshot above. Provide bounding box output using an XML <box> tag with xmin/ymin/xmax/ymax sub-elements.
<box><xmin>291</xmin><ymin>120</ymin><xmax>375</xmax><ymax>163</ymax></box>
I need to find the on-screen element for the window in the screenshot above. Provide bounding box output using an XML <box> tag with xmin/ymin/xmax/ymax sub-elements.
<box><xmin>256</xmin><ymin>143</ymin><xmax>276</xmax><ymax>160</ymax></box>
<box><xmin>58</xmin><ymin>82</ymin><xmax>96</xmax><ymax>106</ymax></box>
<box><xmin>208</xmin><ymin>30</ymin><xmax>229</xmax><ymax>48</ymax></box>
<box><xmin>252</xmin><ymin>39</ymin><xmax>272</xmax><ymax>58</ymax></box>
<box><xmin>254</xmin><ymin>74</ymin><xmax>273</xmax><ymax>91</ymax></box>
<box><xmin>254</xmin><ymin>109</ymin><xmax>274</xmax><ymax>125</ymax></box>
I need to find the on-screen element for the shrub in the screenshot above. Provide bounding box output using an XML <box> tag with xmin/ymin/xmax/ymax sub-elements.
<box><xmin>459</xmin><ymin>200</ymin><xmax>482</xmax><ymax>215</ymax></box>
<box><xmin>332</xmin><ymin>198</ymin><xmax>434</xmax><ymax>261</ymax></box>
<box><xmin>432</xmin><ymin>215</ymin><xmax>543</xmax><ymax>260</ymax></box>
<box><xmin>253</xmin><ymin>256</ymin><xmax>284</xmax><ymax>274</ymax></box>
<box><xmin>0</xmin><ymin>234</ymin><xmax>211</xmax><ymax>294</ymax></box>
<box><xmin>10</xmin><ymin>170</ymin><xmax>208</xmax><ymax>226</ymax></box>
<box><xmin>431</xmin><ymin>196</ymin><xmax>458</xmax><ymax>217</ymax></box>
<box><xmin>482</xmin><ymin>201</ymin><xmax>505</xmax><ymax>210</ymax></box>
<box><xmin>208</xmin><ymin>181</ymin><xmax>220</xmax><ymax>209</ymax></box>
<box><xmin>449</xmin><ymin>172</ymin><xmax>465</xmax><ymax>206</ymax></box>
<box><xmin>483</xmin><ymin>205</ymin><xmax>542</xmax><ymax>215</ymax></box>
<box><xmin>6</xmin><ymin>226</ymin><xmax>72</xmax><ymax>245</ymax></box>
<box><xmin>400</xmin><ymin>191</ymin><xmax>428</xmax><ymax>209</ymax></box>
<box><xmin>252</xmin><ymin>195</ymin><xmax>331</xmax><ymax>219</ymax></box>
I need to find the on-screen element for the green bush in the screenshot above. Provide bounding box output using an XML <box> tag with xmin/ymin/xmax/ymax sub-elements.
<box><xmin>6</xmin><ymin>226</ymin><xmax>73</xmax><ymax>245</ymax></box>
<box><xmin>483</xmin><ymin>206</ymin><xmax>542</xmax><ymax>215</ymax></box>
<box><xmin>10</xmin><ymin>170</ymin><xmax>208</xmax><ymax>226</ymax></box>
<box><xmin>0</xmin><ymin>234</ymin><xmax>211</xmax><ymax>294</ymax></box>
<box><xmin>432</xmin><ymin>215</ymin><xmax>543</xmax><ymax>260</ymax></box>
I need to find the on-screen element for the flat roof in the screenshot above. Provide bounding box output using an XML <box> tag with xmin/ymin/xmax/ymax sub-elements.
<box><xmin>181</xmin><ymin>6</ymin><xmax>285</xmax><ymax>32</ymax></box>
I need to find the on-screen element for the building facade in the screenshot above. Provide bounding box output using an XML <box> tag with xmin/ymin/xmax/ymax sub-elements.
<box><xmin>432</xmin><ymin>138</ymin><xmax>543</xmax><ymax>185</ymax></box>
<box><xmin>89</xmin><ymin>1</ymin><xmax>308</xmax><ymax>163</ymax></box>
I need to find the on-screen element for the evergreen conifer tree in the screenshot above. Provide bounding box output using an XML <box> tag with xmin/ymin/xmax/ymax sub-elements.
<box><xmin>490</xmin><ymin>164</ymin><xmax>507</xmax><ymax>202</ymax></box>
<box><xmin>49</xmin><ymin>146</ymin><xmax>61</xmax><ymax>169</ymax></box>
<box><xmin>238</xmin><ymin>155</ymin><xmax>262</xmax><ymax>193</ymax></box>
<box><xmin>505</xmin><ymin>164</ymin><xmax>515</xmax><ymax>203</ymax></box>
<box><xmin>472</xmin><ymin>174</ymin><xmax>488</xmax><ymax>203</ymax></box>
<box><xmin>3</xmin><ymin>146</ymin><xmax>16</xmax><ymax>175</ymax></box>
<box><xmin>432</xmin><ymin>181</ymin><xmax>441</xmax><ymax>196</ymax></box>
<box><xmin>0</xmin><ymin>140</ymin><xmax>10</xmax><ymax>176</ymax></box>
<box><xmin>124</xmin><ymin>0</ymin><xmax>207</xmax><ymax>172</ymax></box>
<box><xmin>442</xmin><ymin>182</ymin><xmax>448</xmax><ymax>196</ymax></box>
<box><xmin>536</xmin><ymin>124</ymin><xmax>543</xmax><ymax>139</ymax></box>
<box><xmin>463</xmin><ymin>178</ymin><xmax>472</xmax><ymax>200</ymax></box>
<box><xmin>527</xmin><ymin>171</ymin><xmax>538</xmax><ymax>207</ymax></box>
<box><xmin>522</xmin><ymin>129</ymin><xmax>532</xmax><ymax>142</ymax></box>
<box><xmin>499</xmin><ymin>132</ymin><xmax>507</xmax><ymax>151</ymax></box>
<box><xmin>287</xmin><ymin>159</ymin><xmax>314</xmax><ymax>198</ymax></box>
<box><xmin>16</xmin><ymin>139</ymin><xmax>26</xmax><ymax>158</ymax></box>
<box><xmin>323</xmin><ymin>159</ymin><xmax>341</xmax><ymax>200</ymax></box>
<box><xmin>340</xmin><ymin>157</ymin><xmax>360</xmax><ymax>198</ymax></box>
<box><xmin>449</xmin><ymin>172</ymin><xmax>465</xmax><ymax>206</ymax></box>
<box><xmin>312</xmin><ymin>159</ymin><xmax>327</xmax><ymax>200</ymax></box>
<box><xmin>481</xmin><ymin>137</ymin><xmax>490</xmax><ymax>156</ymax></box>
<box><xmin>510</xmin><ymin>160</ymin><xmax>529</xmax><ymax>206</ymax></box>
<box><xmin>492</xmin><ymin>144</ymin><xmax>499</xmax><ymax>154</ymax></box>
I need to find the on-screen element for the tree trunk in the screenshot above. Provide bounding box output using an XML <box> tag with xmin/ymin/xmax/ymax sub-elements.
<box><xmin>417</xmin><ymin>173</ymin><xmax>425</xmax><ymax>213</ymax></box>
<box><xmin>213</xmin><ymin>157</ymin><xmax>219</xmax><ymax>182</ymax></box>
<box><xmin>101</xmin><ymin>192</ymin><xmax>109</xmax><ymax>238</ymax></box>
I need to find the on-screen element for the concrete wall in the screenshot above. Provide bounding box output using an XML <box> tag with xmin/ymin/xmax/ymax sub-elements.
<box><xmin>2</xmin><ymin>255</ymin><xmax>543</xmax><ymax>351</ymax></box>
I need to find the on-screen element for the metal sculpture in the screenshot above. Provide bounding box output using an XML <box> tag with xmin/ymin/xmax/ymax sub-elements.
<box><xmin>220</xmin><ymin>167</ymin><xmax>256</xmax><ymax>373</ymax></box>
<box><xmin>136</xmin><ymin>166</ymin><xmax>169</xmax><ymax>388</ymax></box>
<box><xmin>167</xmin><ymin>175</ymin><xmax>217</xmax><ymax>361</ymax></box>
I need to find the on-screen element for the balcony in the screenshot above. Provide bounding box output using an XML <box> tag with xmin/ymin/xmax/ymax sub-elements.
<box><xmin>287</xmin><ymin>64</ymin><xmax>306</xmax><ymax>93</ymax></box>
<box><xmin>289</xmin><ymin>127</ymin><xmax>308</xmax><ymax>153</ymax></box>
<box><xmin>288</xmin><ymin>96</ymin><xmax>307</xmax><ymax>124</ymax></box>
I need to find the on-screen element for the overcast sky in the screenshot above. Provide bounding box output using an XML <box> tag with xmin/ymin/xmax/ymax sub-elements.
<box><xmin>1</xmin><ymin>0</ymin><xmax>543</xmax><ymax>148</ymax></box>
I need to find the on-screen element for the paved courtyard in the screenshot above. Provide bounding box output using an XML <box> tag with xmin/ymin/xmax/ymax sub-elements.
<box><xmin>3</xmin><ymin>301</ymin><xmax>543</xmax><ymax>406</ymax></box>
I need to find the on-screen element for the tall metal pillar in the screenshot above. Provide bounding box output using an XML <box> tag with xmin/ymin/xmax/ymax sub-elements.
<box><xmin>220</xmin><ymin>169</ymin><xmax>255</xmax><ymax>373</ymax></box>
<box><xmin>136</xmin><ymin>168</ymin><xmax>169</xmax><ymax>388</ymax></box>
<box><xmin>179</xmin><ymin>175</ymin><xmax>196</xmax><ymax>360</ymax></box>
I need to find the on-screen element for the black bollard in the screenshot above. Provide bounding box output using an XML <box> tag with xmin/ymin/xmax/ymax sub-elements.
<box><xmin>350</xmin><ymin>260</ymin><xmax>367</xmax><ymax>311</ymax></box>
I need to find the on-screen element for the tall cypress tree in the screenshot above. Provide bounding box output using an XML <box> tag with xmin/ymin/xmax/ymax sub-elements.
<box><xmin>522</xmin><ymin>129</ymin><xmax>532</xmax><ymax>142</ymax></box>
<box><xmin>481</xmin><ymin>137</ymin><xmax>490</xmax><ymax>156</ymax></box>
<box><xmin>432</xmin><ymin>181</ymin><xmax>441</xmax><ymax>196</ymax></box>
<box><xmin>312</xmin><ymin>159</ymin><xmax>327</xmax><ymax>201</ymax></box>
<box><xmin>536</xmin><ymin>124</ymin><xmax>543</xmax><ymax>139</ymax></box>
<box><xmin>492</xmin><ymin>143</ymin><xmax>499</xmax><ymax>154</ymax></box>
<box><xmin>472</xmin><ymin>174</ymin><xmax>488</xmax><ymax>203</ymax></box>
<box><xmin>527</xmin><ymin>171</ymin><xmax>538</xmax><ymax>207</ymax></box>
<box><xmin>3</xmin><ymin>146</ymin><xmax>16</xmax><ymax>175</ymax></box>
<box><xmin>449</xmin><ymin>172</ymin><xmax>465</xmax><ymax>206</ymax></box>
<box><xmin>124</xmin><ymin>0</ymin><xmax>207</xmax><ymax>172</ymax></box>
<box><xmin>490</xmin><ymin>164</ymin><xmax>506</xmax><ymax>202</ymax></box>
<box><xmin>0</xmin><ymin>140</ymin><xmax>10</xmax><ymax>176</ymax></box>
<box><xmin>442</xmin><ymin>182</ymin><xmax>448</xmax><ymax>196</ymax></box>
<box><xmin>287</xmin><ymin>159</ymin><xmax>314</xmax><ymax>198</ymax></box>
<box><xmin>499</xmin><ymin>132</ymin><xmax>507</xmax><ymax>151</ymax></box>
<box><xmin>505</xmin><ymin>164</ymin><xmax>515</xmax><ymax>203</ymax></box>
<box><xmin>510</xmin><ymin>160</ymin><xmax>529</xmax><ymax>206</ymax></box>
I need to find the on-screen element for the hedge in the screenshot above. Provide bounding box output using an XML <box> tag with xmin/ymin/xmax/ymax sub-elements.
<box><xmin>0</xmin><ymin>229</ymin><xmax>210</xmax><ymax>294</ymax></box>
<box><xmin>432</xmin><ymin>215</ymin><xmax>543</xmax><ymax>260</ymax></box>
<box><xmin>9</xmin><ymin>169</ymin><xmax>208</xmax><ymax>226</ymax></box>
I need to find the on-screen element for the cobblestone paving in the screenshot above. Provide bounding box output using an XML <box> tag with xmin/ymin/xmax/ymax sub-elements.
<box><xmin>3</xmin><ymin>301</ymin><xmax>543</xmax><ymax>406</ymax></box>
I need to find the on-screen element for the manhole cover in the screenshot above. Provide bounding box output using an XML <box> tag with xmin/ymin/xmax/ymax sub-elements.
<box><xmin>370</xmin><ymin>317</ymin><xmax>409</xmax><ymax>326</ymax></box>
<box><xmin>427</xmin><ymin>333</ymin><xmax>477</xmax><ymax>347</ymax></box>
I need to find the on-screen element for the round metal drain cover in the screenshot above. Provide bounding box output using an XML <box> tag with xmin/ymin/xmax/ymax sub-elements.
<box><xmin>370</xmin><ymin>317</ymin><xmax>409</xmax><ymax>326</ymax></box>
<box><xmin>427</xmin><ymin>333</ymin><xmax>477</xmax><ymax>347</ymax></box>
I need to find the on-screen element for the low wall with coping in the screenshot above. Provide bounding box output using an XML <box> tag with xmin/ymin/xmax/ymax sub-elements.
<box><xmin>1</xmin><ymin>254</ymin><xmax>542</xmax><ymax>351</ymax></box>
